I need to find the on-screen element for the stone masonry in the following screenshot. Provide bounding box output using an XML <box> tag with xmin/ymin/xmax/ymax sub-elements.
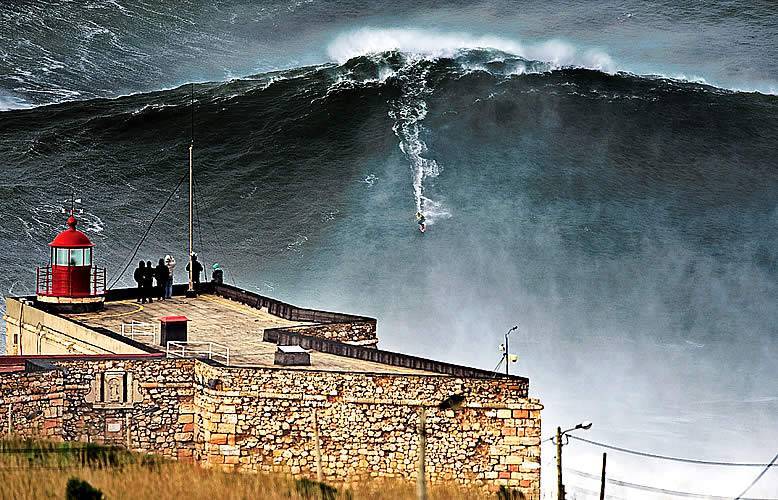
<box><xmin>0</xmin><ymin>358</ymin><xmax>541</xmax><ymax>497</ymax></box>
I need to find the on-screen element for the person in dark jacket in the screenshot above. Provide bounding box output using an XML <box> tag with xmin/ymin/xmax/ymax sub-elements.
<box><xmin>186</xmin><ymin>253</ymin><xmax>203</xmax><ymax>290</ymax></box>
<box><xmin>211</xmin><ymin>263</ymin><xmax>223</xmax><ymax>285</ymax></box>
<box><xmin>144</xmin><ymin>260</ymin><xmax>154</xmax><ymax>303</ymax></box>
<box><xmin>133</xmin><ymin>261</ymin><xmax>146</xmax><ymax>303</ymax></box>
<box><xmin>155</xmin><ymin>258</ymin><xmax>170</xmax><ymax>300</ymax></box>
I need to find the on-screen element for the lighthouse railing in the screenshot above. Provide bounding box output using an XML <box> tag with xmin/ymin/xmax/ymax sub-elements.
<box><xmin>35</xmin><ymin>265</ymin><xmax>106</xmax><ymax>297</ymax></box>
<box><xmin>91</xmin><ymin>267</ymin><xmax>106</xmax><ymax>296</ymax></box>
<box><xmin>36</xmin><ymin>267</ymin><xmax>52</xmax><ymax>295</ymax></box>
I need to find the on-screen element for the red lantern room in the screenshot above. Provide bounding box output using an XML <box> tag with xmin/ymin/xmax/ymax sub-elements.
<box><xmin>36</xmin><ymin>213</ymin><xmax>106</xmax><ymax>312</ymax></box>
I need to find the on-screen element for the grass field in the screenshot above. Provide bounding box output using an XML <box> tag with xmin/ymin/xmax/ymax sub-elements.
<box><xmin>0</xmin><ymin>438</ymin><xmax>508</xmax><ymax>500</ymax></box>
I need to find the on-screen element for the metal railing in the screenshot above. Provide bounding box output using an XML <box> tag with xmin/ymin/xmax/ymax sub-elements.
<box><xmin>166</xmin><ymin>341</ymin><xmax>230</xmax><ymax>366</ymax></box>
<box><xmin>35</xmin><ymin>266</ymin><xmax>106</xmax><ymax>297</ymax></box>
<box><xmin>120</xmin><ymin>322</ymin><xmax>157</xmax><ymax>343</ymax></box>
<box><xmin>92</xmin><ymin>267</ymin><xmax>106</xmax><ymax>296</ymax></box>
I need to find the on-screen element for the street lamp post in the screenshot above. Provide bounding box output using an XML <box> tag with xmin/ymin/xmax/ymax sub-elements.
<box><xmin>554</xmin><ymin>421</ymin><xmax>592</xmax><ymax>500</ymax></box>
<box><xmin>504</xmin><ymin>325</ymin><xmax>518</xmax><ymax>375</ymax></box>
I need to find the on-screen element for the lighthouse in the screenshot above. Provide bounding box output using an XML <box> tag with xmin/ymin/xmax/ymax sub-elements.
<box><xmin>35</xmin><ymin>213</ymin><xmax>106</xmax><ymax>313</ymax></box>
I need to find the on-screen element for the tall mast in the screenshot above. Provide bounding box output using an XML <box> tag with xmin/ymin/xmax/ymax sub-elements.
<box><xmin>187</xmin><ymin>83</ymin><xmax>195</xmax><ymax>296</ymax></box>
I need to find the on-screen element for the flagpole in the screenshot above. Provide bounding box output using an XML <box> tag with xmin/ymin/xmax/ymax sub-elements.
<box><xmin>187</xmin><ymin>83</ymin><xmax>195</xmax><ymax>297</ymax></box>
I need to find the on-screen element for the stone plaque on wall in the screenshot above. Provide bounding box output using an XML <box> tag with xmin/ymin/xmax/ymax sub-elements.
<box><xmin>106</xmin><ymin>419</ymin><xmax>122</xmax><ymax>433</ymax></box>
<box><xmin>104</xmin><ymin>417</ymin><xmax>125</xmax><ymax>445</ymax></box>
<box><xmin>85</xmin><ymin>370</ymin><xmax>143</xmax><ymax>409</ymax></box>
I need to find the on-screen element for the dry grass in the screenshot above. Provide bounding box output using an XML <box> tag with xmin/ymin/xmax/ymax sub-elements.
<box><xmin>0</xmin><ymin>438</ymin><xmax>496</xmax><ymax>500</ymax></box>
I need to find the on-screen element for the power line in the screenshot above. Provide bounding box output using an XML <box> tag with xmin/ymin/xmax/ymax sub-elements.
<box><xmin>567</xmin><ymin>484</ymin><xmax>629</xmax><ymax>500</ymax></box>
<box><xmin>568</xmin><ymin>469</ymin><xmax>776</xmax><ymax>500</ymax></box>
<box><xmin>192</xmin><ymin>172</ymin><xmax>205</xmax><ymax>251</ymax></box>
<box><xmin>569</xmin><ymin>435</ymin><xmax>778</xmax><ymax>467</ymax></box>
<box><xmin>735</xmin><ymin>451</ymin><xmax>778</xmax><ymax>500</ymax></box>
<box><xmin>107</xmin><ymin>173</ymin><xmax>187</xmax><ymax>290</ymax></box>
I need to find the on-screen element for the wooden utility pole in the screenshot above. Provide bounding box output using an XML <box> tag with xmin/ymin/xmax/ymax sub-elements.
<box><xmin>417</xmin><ymin>408</ymin><xmax>428</xmax><ymax>500</ymax></box>
<box><xmin>125</xmin><ymin>413</ymin><xmax>131</xmax><ymax>449</ymax></box>
<box><xmin>313</xmin><ymin>409</ymin><xmax>323</xmax><ymax>482</ymax></box>
<box><xmin>556</xmin><ymin>426</ymin><xmax>564</xmax><ymax>500</ymax></box>
<box><xmin>599</xmin><ymin>452</ymin><xmax>607</xmax><ymax>500</ymax></box>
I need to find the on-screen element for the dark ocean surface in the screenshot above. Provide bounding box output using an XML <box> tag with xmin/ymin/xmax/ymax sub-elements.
<box><xmin>1</xmin><ymin>1</ymin><xmax>777</xmax><ymax>497</ymax></box>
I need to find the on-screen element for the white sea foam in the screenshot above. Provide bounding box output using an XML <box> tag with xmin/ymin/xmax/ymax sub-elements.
<box><xmin>131</xmin><ymin>102</ymin><xmax>176</xmax><ymax>115</ymax></box>
<box><xmin>326</xmin><ymin>28</ymin><xmax>778</xmax><ymax>95</ymax></box>
<box><xmin>362</xmin><ymin>174</ymin><xmax>377</xmax><ymax>187</ymax></box>
<box><xmin>387</xmin><ymin>64</ymin><xmax>451</xmax><ymax>225</ymax></box>
<box><xmin>327</xmin><ymin>28</ymin><xmax>616</xmax><ymax>73</ymax></box>
<box><xmin>286</xmin><ymin>234</ymin><xmax>308</xmax><ymax>253</ymax></box>
<box><xmin>0</xmin><ymin>93</ymin><xmax>32</xmax><ymax>111</ymax></box>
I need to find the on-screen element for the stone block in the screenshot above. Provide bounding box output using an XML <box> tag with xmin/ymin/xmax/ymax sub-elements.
<box><xmin>219</xmin><ymin>445</ymin><xmax>240</xmax><ymax>456</ymax></box>
<box><xmin>209</xmin><ymin>433</ymin><xmax>228</xmax><ymax>445</ymax></box>
<box><xmin>496</xmin><ymin>409</ymin><xmax>512</xmax><ymax>419</ymax></box>
<box><xmin>217</xmin><ymin>423</ymin><xmax>236</xmax><ymax>433</ymax></box>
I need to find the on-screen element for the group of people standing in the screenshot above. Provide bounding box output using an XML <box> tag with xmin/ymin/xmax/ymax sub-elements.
<box><xmin>133</xmin><ymin>253</ymin><xmax>213</xmax><ymax>303</ymax></box>
<box><xmin>134</xmin><ymin>254</ymin><xmax>178</xmax><ymax>303</ymax></box>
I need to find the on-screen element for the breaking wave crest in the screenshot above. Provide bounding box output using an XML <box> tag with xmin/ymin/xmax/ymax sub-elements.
<box><xmin>328</xmin><ymin>28</ymin><xmax>616</xmax><ymax>73</ymax></box>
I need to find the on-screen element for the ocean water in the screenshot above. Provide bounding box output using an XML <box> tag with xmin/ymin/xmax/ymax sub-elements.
<box><xmin>1</xmin><ymin>1</ymin><xmax>777</xmax><ymax>497</ymax></box>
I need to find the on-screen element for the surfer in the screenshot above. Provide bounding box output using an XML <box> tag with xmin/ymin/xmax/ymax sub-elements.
<box><xmin>415</xmin><ymin>212</ymin><xmax>426</xmax><ymax>233</ymax></box>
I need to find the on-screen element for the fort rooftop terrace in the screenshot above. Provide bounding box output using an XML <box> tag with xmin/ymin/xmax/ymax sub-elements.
<box><xmin>6</xmin><ymin>283</ymin><xmax>528</xmax><ymax>383</ymax></box>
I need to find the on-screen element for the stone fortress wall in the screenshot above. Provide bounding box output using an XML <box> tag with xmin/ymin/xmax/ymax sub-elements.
<box><xmin>0</xmin><ymin>357</ymin><xmax>541</xmax><ymax>497</ymax></box>
<box><xmin>0</xmin><ymin>283</ymin><xmax>541</xmax><ymax>498</ymax></box>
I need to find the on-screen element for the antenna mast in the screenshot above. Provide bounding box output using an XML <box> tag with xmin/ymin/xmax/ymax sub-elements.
<box><xmin>64</xmin><ymin>191</ymin><xmax>83</xmax><ymax>216</ymax></box>
<box><xmin>187</xmin><ymin>83</ymin><xmax>195</xmax><ymax>297</ymax></box>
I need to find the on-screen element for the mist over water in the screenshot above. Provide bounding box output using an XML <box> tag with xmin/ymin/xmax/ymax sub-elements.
<box><xmin>1</xmin><ymin>1</ymin><xmax>778</xmax><ymax>497</ymax></box>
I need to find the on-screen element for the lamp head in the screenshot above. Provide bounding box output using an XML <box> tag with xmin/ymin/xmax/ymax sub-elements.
<box><xmin>576</xmin><ymin>421</ymin><xmax>593</xmax><ymax>430</ymax></box>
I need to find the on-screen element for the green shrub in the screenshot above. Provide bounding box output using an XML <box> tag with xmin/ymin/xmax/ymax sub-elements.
<box><xmin>65</xmin><ymin>477</ymin><xmax>103</xmax><ymax>500</ymax></box>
